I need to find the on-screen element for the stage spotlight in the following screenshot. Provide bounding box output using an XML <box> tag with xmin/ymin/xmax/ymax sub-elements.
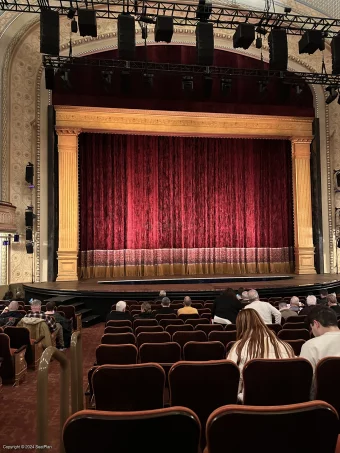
<box><xmin>256</xmin><ymin>37</ymin><xmax>262</xmax><ymax>49</ymax></box>
<box><xmin>71</xmin><ymin>19</ymin><xmax>78</xmax><ymax>34</ymax></box>
<box><xmin>233</xmin><ymin>23</ymin><xmax>255</xmax><ymax>50</ymax></box>
<box><xmin>332</xmin><ymin>35</ymin><xmax>340</xmax><ymax>75</ymax></box>
<box><xmin>26</xmin><ymin>242</ymin><xmax>34</xmax><ymax>254</ymax></box>
<box><xmin>25</xmin><ymin>211</ymin><xmax>34</xmax><ymax>228</ymax></box>
<box><xmin>78</xmin><ymin>9</ymin><xmax>97</xmax><ymax>38</ymax></box>
<box><xmin>118</xmin><ymin>14</ymin><xmax>136</xmax><ymax>60</ymax></box>
<box><xmin>155</xmin><ymin>16</ymin><xmax>173</xmax><ymax>43</ymax></box>
<box><xmin>182</xmin><ymin>76</ymin><xmax>194</xmax><ymax>93</ymax></box>
<box><xmin>295</xmin><ymin>85</ymin><xmax>303</xmax><ymax>96</ymax></box>
<box><xmin>67</xmin><ymin>7</ymin><xmax>76</xmax><ymax>19</ymax></box>
<box><xmin>25</xmin><ymin>162</ymin><xmax>34</xmax><ymax>186</ymax></box>
<box><xmin>26</xmin><ymin>229</ymin><xmax>33</xmax><ymax>241</ymax></box>
<box><xmin>299</xmin><ymin>30</ymin><xmax>324</xmax><ymax>55</ymax></box>
<box><xmin>220</xmin><ymin>78</ymin><xmax>232</xmax><ymax>96</ymax></box>
<box><xmin>143</xmin><ymin>73</ymin><xmax>154</xmax><ymax>89</ymax></box>
<box><xmin>13</xmin><ymin>233</ymin><xmax>19</xmax><ymax>243</ymax></box>
<box><xmin>101</xmin><ymin>71</ymin><xmax>113</xmax><ymax>92</ymax></box>
<box><xmin>40</xmin><ymin>9</ymin><xmax>60</xmax><ymax>56</ymax></box>
<box><xmin>269</xmin><ymin>29</ymin><xmax>288</xmax><ymax>71</ymax></box>
<box><xmin>258</xmin><ymin>79</ymin><xmax>268</xmax><ymax>94</ymax></box>
<box><xmin>196</xmin><ymin>0</ymin><xmax>212</xmax><ymax>22</ymax></box>
<box><xmin>284</xmin><ymin>7</ymin><xmax>292</xmax><ymax>13</ymax></box>
<box><xmin>326</xmin><ymin>85</ymin><xmax>338</xmax><ymax>104</ymax></box>
<box><xmin>256</xmin><ymin>26</ymin><xmax>267</xmax><ymax>36</ymax></box>
<box><xmin>142</xmin><ymin>26</ymin><xmax>148</xmax><ymax>40</ymax></box>
<box><xmin>59</xmin><ymin>69</ymin><xmax>72</xmax><ymax>90</ymax></box>
<box><xmin>203</xmin><ymin>75</ymin><xmax>213</xmax><ymax>97</ymax></box>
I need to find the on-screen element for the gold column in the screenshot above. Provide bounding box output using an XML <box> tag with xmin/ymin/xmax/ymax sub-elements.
<box><xmin>56</xmin><ymin>129</ymin><xmax>80</xmax><ymax>281</ymax></box>
<box><xmin>291</xmin><ymin>138</ymin><xmax>316</xmax><ymax>274</ymax></box>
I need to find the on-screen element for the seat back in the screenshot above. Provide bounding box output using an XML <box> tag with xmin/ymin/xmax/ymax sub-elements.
<box><xmin>208</xmin><ymin>330</ymin><xmax>237</xmax><ymax>347</ymax></box>
<box><xmin>104</xmin><ymin>326</ymin><xmax>133</xmax><ymax>334</ymax></box>
<box><xmin>172</xmin><ymin>331</ymin><xmax>207</xmax><ymax>349</ymax></box>
<box><xmin>183</xmin><ymin>341</ymin><xmax>225</xmax><ymax>361</ymax></box>
<box><xmin>185</xmin><ymin>318</ymin><xmax>210</xmax><ymax>328</ymax></box>
<box><xmin>155</xmin><ymin>314</ymin><xmax>177</xmax><ymax>322</ymax></box>
<box><xmin>63</xmin><ymin>407</ymin><xmax>201</xmax><ymax>453</ymax></box>
<box><xmin>206</xmin><ymin>401</ymin><xmax>339</xmax><ymax>453</ymax></box>
<box><xmin>283</xmin><ymin>322</ymin><xmax>306</xmax><ymax>330</ymax></box>
<box><xmin>58</xmin><ymin>305</ymin><xmax>76</xmax><ymax>329</ymax></box>
<box><xmin>101</xmin><ymin>333</ymin><xmax>135</xmax><ymax>345</ymax></box>
<box><xmin>243</xmin><ymin>358</ymin><xmax>313</xmax><ymax>406</ymax></box>
<box><xmin>169</xmin><ymin>360</ymin><xmax>239</xmax><ymax>445</ymax></box>
<box><xmin>316</xmin><ymin>357</ymin><xmax>340</xmax><ymax>427</ymax></box>
<box><xmin>140</xmin><ymin>342</ymin><xmax>181</xmax><ymax>364</ymax></box>
<box><xmin>178</xmin><ymin>313</ymin><xmax>200</xmax><ymax>323</ymax></box>
<box><xmin>92</xmin><ymin>364</ymin><xmax>165</xmax><ymax>411</ymax></box>
<box><xmin>4</xmin><ymin>326</ymin><xmax>33</xmax><ymax>364</ymax></box>
<box><xmin>195</xmin><ymin>324</ymin><xmax>223</xmax><ymax>335</ymax></box>
<box><xmin>133</xmin><ymin>319</ymin><xmax>158</xmax><ymax>330</ymax></box>
<box><xmin>278</xmin><ymin>329</ymin><xmax>310</xmax><ymax>341</ymax></box>
<box><xmin>106</xmin><ymin>320</ymin><xmax>132</xmax><ymax>328</ymax></box>
<box><xmin>134</xmin><ymin>326</ymin><xmax>164</xmax><ymax>336</ymax></box>
<box><xmin>284</xmin><ymin>339</ymin><xmax>305</xmax><ymax>356</ymax></box>
<box><xmin>0</xmin><ymin>333</ymin><xmax>14</xmax><ymax>382</ymax></box>
<box><xmin>95</xmin><ymin>344</ymin><xmax>138</xmax><ymax>365</ymax></box>
<box><xmin>165</xmin><ymin>324</ymin><xmax>194</xmax><ymax>336</ymax></box>
<box><xmin>136</xmin><ymin>331</ymin><xmax>171</xmax><ymax>348</ymax></box>
<box><xmin>266</xmin><ymin>324</ymin><xmax>282</xmax><ymax>334</ymax></box>
<box><xmin>225</xmin><ymin>324</ymin><xmax>237</xmax><ymax>331</ymax></box>
<box><xmin>286</xmin><ymin>315</ymin><xmax>307</xmax><ymax>323</ymax></box>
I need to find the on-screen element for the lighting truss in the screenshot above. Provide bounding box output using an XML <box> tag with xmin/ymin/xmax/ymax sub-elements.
<box><xmin>2</xmin><ymin>0</ymin><xmax>340</xmax><ymax>37</ymax></box>
<box><xmin>43</xmin><ymin>55</ymin><xmax>340</xmax><ymax>85</ymax></box>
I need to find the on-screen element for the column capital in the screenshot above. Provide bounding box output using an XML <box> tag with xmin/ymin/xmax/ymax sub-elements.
<box><xmin>291</xmin><ymin>137</ymin><xmax>313</xmax><ymax>145</ymax></box>
<box><xmin>291</xmin><ymin>138</ymin><xmax>312</xmax><ymax>159</ymax></box>
<box><xmin>56</xmin><ymin>128</ymin><xmax>81</xmax><ymax>136</ymax></box>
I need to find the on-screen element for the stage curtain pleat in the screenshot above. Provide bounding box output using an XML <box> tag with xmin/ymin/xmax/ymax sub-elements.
<box><xmin>79</xmin><ymin>134</ymin><xmax>294</xmax><ymax>277</ymax></box>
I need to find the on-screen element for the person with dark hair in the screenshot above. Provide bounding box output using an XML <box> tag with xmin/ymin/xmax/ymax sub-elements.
<box><xmin>45</xmin><ymin>301</ymin><xmax>72</xmax><ymax>348</ymax></box>
<box><xmin>327</xmin><ymin>294</ymin><xmax>340</xmax><ymax>315</ymax></box>
<box><xmin>212</xmin><ymin>288</ymin><xmax>243</xmax><ymax>325</ymax></box>
<box><xmin>318</xmin><ymin>289</ymin><xmax>329</xmax><ymax>305</ymax></box>
<box><xmin>300</xmin><ymin>306</ymin><xmax>340</xmax><ymax>371</ymax></box>
<box><xmin>156</xmin><ymin>297</ymin><xmax>174</xmax><ymax>315</ymax></box>
<box><xmin>236</xmin><ymin>287</ymin><xmax>245</xmax><ymax>301</ymax></box>
<box><xmin>3</xmin><ymin>290</ymin><xmax>13</xmax><ymax>301</ymax></box>
<box><xmin>135</xmin><ymin>302</ymin><xmax>155</xmax><ymax>319</ymax></box>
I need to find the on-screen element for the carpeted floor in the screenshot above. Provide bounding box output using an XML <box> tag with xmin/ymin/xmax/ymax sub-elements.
<box><xmin>0</xmin><ymin>323</ymin><xmax>104</xmax><ymax>452</ymax></box>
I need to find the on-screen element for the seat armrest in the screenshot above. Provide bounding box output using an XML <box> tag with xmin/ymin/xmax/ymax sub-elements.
<box><xmin>75</xmin><ymin>313</ymin><xmax>82</xmax><ymax>331</ymax></box>
<box><xmin>33</xmin><ymin>335</ymin><xmax>45</xmax><ymax>345</ymax></box>
<box><xmin>14</xmin><ymin>345</ymin><xmax>27</xmax><ymax>354</ymax></box>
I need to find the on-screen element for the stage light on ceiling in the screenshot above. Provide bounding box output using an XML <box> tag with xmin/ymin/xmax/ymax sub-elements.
<box><xmin>182</xmin><ymin>76</ymin><xmax>194</xmax><ymax>92</ymax></box>
<box><xmin>233</xmin><ymin>23</ymin><xmax>255</xmax><ymax>50</ymax></box>
<box><xmin>220</xmin><ymin>78</ymin><xmax>232</xmax><ymax>96</ymax></box>
<box><xmin>67</xmin><ymin>7</ymin><xmax>76</xmax><ymax>20</ymax></box>
<box><xmin>203</xmin><ymin>75</ymin><xmax>213</xmax><ymax>97</ymax></box>
<box><xmin>256</xmin><ymin>37</ymin><xmax>262</xmax><ymax>49</ymax></box>
<box><xmin>155</xmin><ymin>16</ymin><xmax>173</xmax><ymax>43</ymax></box>
<box><xmin>196</xmin><ymin>0</ymin><xmax>212</xmax><ymax>22</ymax></box>
<box><xmin>299</xmin><ymin>30</ymin><xmax>324</xmax><ymax>55</ymax></box>
<box><xmin>326</xmin><ymin>85</ymin><xmax>338</xmax><ymax>104</ymax></box>
<box><xmin>284</xmin><ymin>7</ymin><xmax>292</xmax><ymax>13</ymax></box>
<box><xmin>256</xmin><ymin>26</ymin><xmax>267</xmax><ymax>36</ymax></box>
<box><xmin>71</xmin><ymin>19</ymin><xmax>78</xmax><ymax>34</ymax></box>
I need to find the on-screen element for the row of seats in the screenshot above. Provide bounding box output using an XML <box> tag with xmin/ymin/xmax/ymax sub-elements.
<box><xmin>63</xmin><ymin>401</ymin><xmax>339</xmax><ymax>453</ymax></box>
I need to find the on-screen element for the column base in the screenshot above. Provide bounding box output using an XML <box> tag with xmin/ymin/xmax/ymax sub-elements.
<box><xmin>294</xmin><ymin>247</ymin><xmax>316</xmax><ymax>274</ymax></box>
<box><xmin>57</xmin><ymin>250</ymin><xmax>79</xmax><ymax>281</ymax></box>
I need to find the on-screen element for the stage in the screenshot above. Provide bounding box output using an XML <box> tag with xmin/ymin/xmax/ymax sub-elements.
<box><xmin>23</xmin><ymin>273</ymin><xmax>340</xmax><ymax>324</ymax></box>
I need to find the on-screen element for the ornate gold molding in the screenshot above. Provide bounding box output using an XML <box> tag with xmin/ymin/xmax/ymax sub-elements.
<box><xmin>0</xmin><ymin>201</ymin><xmax>16</xmax><ymax>232</ymax></box>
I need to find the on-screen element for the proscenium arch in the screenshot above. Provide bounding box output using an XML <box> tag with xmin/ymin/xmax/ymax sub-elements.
<box><xmin>0</xmin><ymin>15</ymin><xmax>331</xmax><ymax>282</ymax></box>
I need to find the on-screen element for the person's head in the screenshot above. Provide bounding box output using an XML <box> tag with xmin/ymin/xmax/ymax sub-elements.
<box><xmin>46</xmin><ymin>301</ymin><xmax>56</xmax><ymax>312</ymax></box>
<box><xmin>15</xmin><ymin>291</ymin><xmax>24</xmax><ymax>300</ymax></box>
<box><xmin>306</xmin><ymin>306</ymin><xmax>339</xmax><ymax>337</ymax></box>
<box><xmin>290</xmin><ymin>296</ymin><xmax>300</xmax><ymax>307</ymax></box>
<box><xmin>237</xmin><ymin>287</ymin><xmax>245</xmax><ymax>296</ymax></box>
<box><xmin>161</xmin><ymin>297</ymin><xmax>171</xmax><ymax>307</ymax></box>
<box><xmin>31</xmin><ymin>299</ymin><xmax>42</xmax><ymax>313</ymax></box>
<box><xmin>320</xmin><ymin>289</ymin><xmax>328</xmax><ymax>299</ymax></box>
<box><xmin>234</xmin><ymin>309</ymin><xmax>294</xmax><ymax>362</ymax></box>
<box><xmin>248</xmin><ymin>289</ymin><xmax>259</xmax><ymax>302</ymax></box>
<box><xmin>159</xmin><ymin>290</ymin><xmax>166</xmax><ymax>297</ymax></box>
<box><xmin>241</xmin><ymin>291</ymin><xmax>249</xmax><ymax>301</ymax></box>
<box><xmin>279</xmin><ymin>302</ymin><xmax>288</xmax><ymax>310</ymax></box>
<box><xmin>4</xmin><ymin>291</ymin><xmax>13</xmax><ymax>300</ymax></box>
<box><xmin>8</xmin><ymin>301</ymin><xmax>18</xmax><ymax>311</ymax></box>
<box><xmin>141</xmin><ymin>302</ymin><xmax>152</xmax><ymax>313</ymax></box>
<box><xmin>183</xmin><ymin>296</ymin><xmax>192</xmax><ymax>306</ymax></box>
<box><xmin>306</xmin><ymin>295</ymin><xmax>317</xmax><ymax>306</ymax></box>
<box><xmin>116</xmin><ymin>301</ymin><xmax>127</xmax><ymax>312</ymax></box>
<box><xmin>327</xmin><ymin>294</ymin><xmax>338</xmax><ymax>306</ymax></box>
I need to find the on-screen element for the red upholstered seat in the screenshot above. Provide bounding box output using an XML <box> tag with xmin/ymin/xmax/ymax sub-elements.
<box><xmin>185</xmin><ymin>318</ymin><xmax>210</xmax><ymax>328</ymax></box>
<box><xmin>95</xmin><ymin>344</ymin><xmax>138</xmax><ymax>365</ymax></box>
<box><xmin>101</xmin><ymin>333</ymin><xmax>136</xmax><ymax>345</ymax></box>
<box><xmin>172</xmin><ymin>330</ymin><xmax>207</xmax><ymax>349</ymax></box>
<box><xmin>278</xmin><ymin>329</ymin><xmax>310</xmax><ymax>341</ymax></box>
<box><xmin>208</xmin><ymin>330</ymin><xmax>237</xmax><ymax>347</ymax></box>
<box><xmin>165</xmin><ymin>324</ymin><xmax>194</xmax><ymax>337</ymax></box>
<box><xmin>183</xmin><ymin>341</ymin><xmax>225</xmax><ymax>361</ymax></box>
<box><xmin>136</xmin><ymin>331</ymin><xmax>171</xmax><ymax>348</ymax></box>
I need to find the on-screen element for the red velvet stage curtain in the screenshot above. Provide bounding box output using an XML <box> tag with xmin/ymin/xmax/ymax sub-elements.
<box><xmin>79</xmin><ymin>133</ymin><xmax>294</xmax><ymax>277</ymax></box>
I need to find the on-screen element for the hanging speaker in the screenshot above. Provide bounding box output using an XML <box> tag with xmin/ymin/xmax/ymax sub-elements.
<box><xmin>233</xmin><ymin>23</ymin><xmax>255</xmax><ymax>50</ymax></box>
<box><xmin>118</xmin><ymin>14</ymin><xmax>136</xmax><ymax>60</ymax></box>
<box><xmin>332</xmin><ymin>35</ymin><xmax>340</xmax><ymax>75</ymax></box>
<box><xmin>25</xmin><ymin>211</ymin><xmax>34</xmax><ymax>228</ymax></box>
<box><xmin>299</xmin><ymin>30</ymin><xmax>324</xmax><ymax>55</ymax></box>
<box><xmin>269</xmin><ymin>29</ymin><xmax>288</xmax><ymax>71</ymax></box>
<box><xmin>26</xmin><ymin>229</ymin><xmax>33</xmax><ymax>241</ymax></box>
<box><xmin>78</xmin><ymin>9</ymin><xmax>97</xmax><ymax>37</ymax></box>
<box><xmin>40</xmin><ymin>9</ymin><xmax>60</xmax><ymax>56</ymax></box>
<box><xmin>45</xmin><ymin>68</ymin><xmax>55</xmax><ymax>90</ymax></box>
<box><xmin>26</xmin><ymin>243</ymin><xmax>34</xmax><ymax>254</ymax></box>
<box><xmin>196</xmin><ymin>22</ymin><xmax>214</xmax><ymax>66</ymax></box>
<box><xmin>25</xmin><ymin>163</ymin><xmax>34</xmax><ymax>184</ymax></box>
<box><xmin>155</xmin><ymin>16</ymin><xmax>173</xmax><ymax>43</ymax></box>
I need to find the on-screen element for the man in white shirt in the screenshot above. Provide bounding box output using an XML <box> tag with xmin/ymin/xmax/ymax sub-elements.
<box><xmin>300</xmin><ymin>306</ymin><xmax>340</xmax><ymax>371</ymax></box>
<box><xmin>244</xmin><ymin>289</ymin><xmax>281</xmax><ymax>324</ymax></box>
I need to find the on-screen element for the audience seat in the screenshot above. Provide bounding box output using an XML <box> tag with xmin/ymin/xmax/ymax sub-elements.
<box><xmin>205</xmin><ymin>401</ymin><xmax>339</xmax><ymax>453</ymax></box>
<box><xmin>267</xmin><ymin>324</ymin><xmax>282</xmax><ymax>334</ymax></box>
<box><xmin>4</xmin><ymin>326</ymin><xmax>44</xmax><ymax>369</ymax></box>
<box><xmin>183</xmin><ymin>341</ymin><xmax>225</xmax><ymax>361</ymax></box>
<box><xmin>200</xmin><ymin>313</ymin><xmax>212</xmax><ymax>321</ymax></box>
<box><xmin>0</xmin><ymin>333</ymin><xmax>27</xmax><ymax>385</ymax></box>
<box><xmin>165</xmin><ymin>324</ymin><xmax>194</xmax><ymax>336</ymax></box>
<box><xmin>286</xmin><ymin>315</ymin><xmax>307</xmax><ymax>323</ymax></box>
<box><xmin>204</xmin><ymin>303</ymin><xmax>214</xmax><ymax>310</ymax></box>
<box><xmin>140</xmin><ymin>342</ymin><xmax>181</xmax><ymax>383</ymax></box>
<box><xmin>104</xmin><ymin>326</ymin><xmax>133</xmax><ymax>334</ymax></box>
<box><xmin>278</xmin><ymin>329</ymin><xmax>310</xmax><ymax>341</ymax></box>
<box><xmin>101</xmin><ymin>333</ymin><xmax>135</xmax><ymax>345</ymax></box>
<box><xmin>133</xmin><ymin>319</ymin><xmax>158</xmax><ymax>330</ymax></box>
<box><xmin>172</xmin><ymin>330</ymin><xmax>207</xmax><ymax>349</ymax></box>
<box><xmin>106</xmin><ymin>320</ymin><xmax>132</xmax><ymax>328</ymax></box>
<box><xmin>197</xmin><ymin>309</ymin><xmax>211</xmax><ymax>315</ymax></box>
<box><xmin>160</xmin><ymin>319</ymin><xmax>184</xmax><ymax>329</ymax></box>
<box><xmin>208</xmin><ymin>330</ymin><xmax>237</xmax><ymax>347</ymax></box>
<box><xmin>169</xmin><ymin>360</ymin><xmax>239</xmax><ymax>447</ymax></box>
<box><xmin>136</xmin><ymin>331</ymin><xmax>171</xmax><ymax>348</ymax></box>
<box><xmin>134</xmin><ymin>325</ymin><xmax>164</xmax><ymax>336</ymax></box>
<box><xmin>63</xmin><ymin>407</ymin><xmax>201</xmax><ymax>453</ymax></box>
<box><xmin>315</xmin><ymin>357</ymin><xmax>340</xmax><ymax>431</ymax></box>
<box><xmin>191</xmin><ymin>303</ymin><xmax>203</xmax><ymax>309</ymax></box>
<box><xmin>284</xmin><ymin>339</ymin><xmax>305</xmax><ymax>356</ymax></box>
<box><xmin>185</xmin><ymin>318</ymin><xmax>210</xmax><ymax>328</ymax></box>
<box><xmin>243</xmin><ymin>358</ymin><xmax>313</xmax><ymax>406</ymax></box>
<box><xmin>155</xmin><ymin>314</ymin><xmax>177</xmax><ymax>322</ymax></box>
<box><xmin>225</xmin><ymin>324</ymin><xmax>237</xmax><ymax>331</ymax></box>
<box><xmin>225</xmin><ymin>341</ymin><xmax>236</xmax><ymax>354</ymax></box>
<box><xmin>195</xmin><ymin>324</ymin><xmax>224</xmax><ymax>335</ymax></box>
<box><xmin>178</xmin><ymin>314</ymin><xmax>200</xmax><ymax>323</ymax></box>
<box><xmin>58</xmin><ymin>305</ymin><xmax>81</xmax><ymax>331</ymax></box>
<box><xmin>95</xmin><ymin>344</ymin><xmax>138</xmax><ymax>365</ymax></box>
<box><xmin>92</xmin><ymin>364</ymin><xmax>165</xmax><ymax>411</ymax></box>
<box><xmin>283</xmin><ymin>322</ymin><xmax>306</xmax><ymax>330</ymax></box>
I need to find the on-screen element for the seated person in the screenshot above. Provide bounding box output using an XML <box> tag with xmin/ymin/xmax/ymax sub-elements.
<box><xmin>299</xmin><ymin>295</ymin><xmax>317</xmax><ymax>316</ymax></box>
<box><xmin>318</xmin><ymin>289</ymin><xmax>329</xmax><ymax>305</ymax></box>
<box><xmin>227</xmin><ymin>309</ymin><xmax>294</xmax><ymax>400</ymax></box>
<box><xmin>0</xmin><ymin>301</ymin><xmax>25</xmax><ymax>326</ymax></box>
<box><xmin>106</xmin><ymin>301</ymin><xmax>132</xmax><ymax>322</ymax></box>
<box><xmin>244</xmin><ymin>290</ymin><xmax>281</xmax><ymax>324</ymax></box>
<box><xmin>212</xmin><ymin>288</ymin><xmax>243</xmax><ymax>325</ymax></box>
<box><xmin>177</xmin><ymin>296</ymin><xmax>198</xmax><ymax>316</ymax></box>
<box><xmin>26</xmin><ymin>299</ymin><xmax>65</xmax><ymax>350</ymax></box>
<box><xmin>3</xmin><ymin>290</ymin><xmax>13</xmax><ymax>301</ymax></box>
<box><xmin>289</xmin><ymin>296</ymin><xmax>301</xmax><ymax>313</ymax></box>
<box><xmin>14</xmin><ymin>290</ymin><xmax>25</xmax><ymax>302</ymax></box>
<box><xmin>45</xmin><ymin>301</ymin><xmax>72</xmax><ymax>348</ymax></box>
<box><xmin>154</xmin><ymin>290</ymin><xmax>166</xmax><ymax>303</ymax></box>
<box><xmin>156</xmin><ymin>297</ymin><xmax>174</xmax><ymax>315</ymax></box>
<box><xmin>278</xmin><ymin>301</ymin><xmax>298</xmax><ymax>319</ymax></box>
<box><xmin>327</xmin><ymin>294</ymin><xmax>340</xmax><ymax>315</ymax></box>
<box><xmin>134</xmin><ymin>302</ymin><xmax>155</xmax><ymax>319</ymax></box>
